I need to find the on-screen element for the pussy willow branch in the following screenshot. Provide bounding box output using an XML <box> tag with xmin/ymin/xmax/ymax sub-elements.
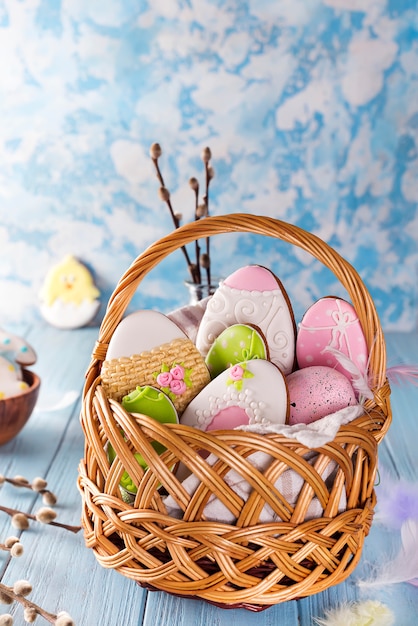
<box><xmin>0</xmin><ymin>505</ymin><xmax>81</xmax><ymax>534</ymax></box>
<box><xmin>150</xmin><ymin>153</ymin><xmax>199</xmax><ymax>283</ymax></box>
<box><xmin>0</xmin><ymin>582</ymin><xmax>59</xmax><ymax>624</ymax></box>
<box><xmin>192</xmin><ymin>180</ymin><xmax>202</xmax><ymax>284</ymax></box>
<box><xmin>203</xmin><ymin>158</ymin><xmax>212</xmax><ymax>287</ymax></box>
<box><xmin>151</xmin><ymin>156</ymin><xmax>180</xmax><ymax>229</ymax></box>
<box><xmin>1</xmin><ymin>476</ymin><xmax>56</xmax><ymax>504</ymax></box>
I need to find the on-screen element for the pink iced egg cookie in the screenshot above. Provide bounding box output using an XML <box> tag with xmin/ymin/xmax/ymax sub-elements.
<box><xmin>296</xmin><ymin>297</ymin><xmax>368</xmax><ymax>383</ymax></box>
<box><xmin>180</xmin><ymin>359</ymin><xmax>289</xmax><ymax>432</ymax></box>
<box><xmin>287</xmin><ymin>366</ymin><xmax>356</xmax><ymax>425</ymax></box>
<box><xmin>195</xmin><ymin>265</ymin><xmax>296</xmax><ymax>375</ymax></box>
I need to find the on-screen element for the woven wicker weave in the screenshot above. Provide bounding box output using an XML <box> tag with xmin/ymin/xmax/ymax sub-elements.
<box><xmin>78</xmin><ymin>214</ymin><xmax>392</xmax><ymax>611</ymax></box>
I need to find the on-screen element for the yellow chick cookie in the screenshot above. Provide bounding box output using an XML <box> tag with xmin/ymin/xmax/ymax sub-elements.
<box><xmin>40</xmin><ymin>255</ymin><xmax>100</xmax><ymax>329</ymax></box>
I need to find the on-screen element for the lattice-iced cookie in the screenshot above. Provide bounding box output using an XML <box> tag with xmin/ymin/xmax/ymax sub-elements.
<box><xmin>102</xmin><ymin>310</ymin><xmax>210</xmax><ymax>414</ymax></box>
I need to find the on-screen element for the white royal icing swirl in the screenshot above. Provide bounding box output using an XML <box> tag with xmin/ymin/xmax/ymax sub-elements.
<box><xmin>196</xmin><ymin>283</ymin><xmax>294</xmax><ymax>374</ymax></box>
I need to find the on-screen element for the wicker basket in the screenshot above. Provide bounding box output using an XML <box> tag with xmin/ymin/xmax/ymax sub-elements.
<box><xmin>78</xmin><ymin>214</ymin><xmax>392</xmax><ymax>611</ymax></box>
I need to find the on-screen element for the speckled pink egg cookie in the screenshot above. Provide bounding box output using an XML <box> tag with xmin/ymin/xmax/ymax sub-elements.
<box><xmin>195</xmin><ymin>265</ymin><xmax>296</xmax><ymax>374</ymax></box>
<box><xmin>296</xmin><ymin>297</ymin><xmax>368</xmax><ymax>382</ymax></box>
<box><xmin>180</xmin><ymin>359</ymin><xmax>289</xmax><ymax>431</ymax></box>
<box><xmin>287</xmin><ymin>365</ymin><xmax>357</xmax><ymax>425</ymax></box>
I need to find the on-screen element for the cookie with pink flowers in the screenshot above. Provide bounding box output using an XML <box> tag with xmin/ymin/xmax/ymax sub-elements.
<box><xmin>296</xmin><ymin>297</ymin><xmax>368</xmax><ymax>383</ymax></box>
<box><xmin>180</xmin><ymin>359</ymin><xmax>289</xmax><ymax>432</ymax></box>
<box><xmin>101</xmin><ymin>310</ymin><xmax>210</xmax><ymax>413</ymax></box>
<box><xmin>195</xmin><ymin>265</ymin><xmax>296</xmax><ymax>374</ymax></box>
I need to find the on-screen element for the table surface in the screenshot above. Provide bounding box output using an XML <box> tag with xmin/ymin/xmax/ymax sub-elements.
<box><xmin>1</xmin><ymin>323</ymin><xmax>418</xmax><ymax>626</ymax></box>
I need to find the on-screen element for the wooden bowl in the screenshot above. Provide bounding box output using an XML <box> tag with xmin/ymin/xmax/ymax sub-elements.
<box><xmin>0</xmin><ymin>369</ymin><xmax>41</xmax><ymax>445</ymax></box>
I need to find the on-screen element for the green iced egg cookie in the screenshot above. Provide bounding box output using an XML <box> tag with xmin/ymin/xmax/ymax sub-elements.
<box><xmin>107</xmin><ymin>444</ymin><xmax>166</xmax><ymax>498</ymax></box>
<box><xmin>107</xmin><ymin>385</ymin><xmax>178</xmax><ymax>497</ymax></box>
<box><xmin>205</xmin><ymin>324</ymin><xmax>268</xmax><ymax>379</ymax></box>
<box><xmin>122</xmin><ymin>385</ymin><xmax>179</xmax><ymax>424</ymax></box>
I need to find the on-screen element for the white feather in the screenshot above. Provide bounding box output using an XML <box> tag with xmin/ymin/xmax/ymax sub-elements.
<box><xmin>34</xmin><ymin>389</ymin><xmax>79</xmax><ymax>413</ymax></box>
<box><xmin>321</xmin><ymin>346</ymin><xmax>374</xmax><ymax>401</ymax></box>
<box><xmin>313</xmin><ymin>600</ymin><xmax>394</xmax><ymax>626</ymax></box>
<box><xmin>358</xmin><ymin>519</ymin><xmax>418</xmax><ymax>588</ymax></box>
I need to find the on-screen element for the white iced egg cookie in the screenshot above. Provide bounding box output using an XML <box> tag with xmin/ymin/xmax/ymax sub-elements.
<box><xmin>39</xmin><ymin>255</ymin><xmax>100</xmax><ymax>329</ymax></box>
<box><xmin>106</xmin><ymin>310</ymin><xmax>186</xmax><ymax>361</ymax></box>
<box><xmin>195</xmin><ymin>265</ymin><xmax>296</xmax><ymax>375</ymax></box>
<box><xmin>0</xmin><ymin>328</ymin><xmax>37</xmax><ymax>367</ymax></box>
<box><xmin>0</xmin><ymin>356</ymin><xmax>29</xmax><ymax>399</ymax></box>
<box><xmin>180</xmin><ymin>359</ymin><xmax>289</xmax><ymax>432</ymax></box>
<box><xmin>102</xmin><ymin>310</ymin><xmax>211</xmax><ymax>413</ymax></box>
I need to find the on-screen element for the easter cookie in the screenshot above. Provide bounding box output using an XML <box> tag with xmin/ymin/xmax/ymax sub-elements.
<box><xmin>296</xmin><ymin>297</ymin><xmax>368</xmax><ymax>383</ymax></box>
<box><xmin>39</xmin><ymin>255</ymin><xmax>100</xmax><ymax>329</ymax></box>
<box><xmin>287</xmin><ymin>366</ymin><xmax>356</xmax><ymax>425</ymax></box>
<box><xmin>106</xmin><ymin>310</ymin><xmax>185</xmax><ymax>361</ymax></box>
<box><xmin>107</xmin><ymin>385</ymin><xmax>179</xmax><ymax>500</ymax></box>
<box><xmin>195</xmin><ymin>265</ymin><xmax>296</xmax><ymax>374</ymax></box>
<box><xmin>102</xmin><ymin>310</ymin><xmax>211</xmax><ymax>413</ymax></box>
<box><xmin>122</xmin><ymin>385</ymin><xmax>179</xmax><ymax>424</ymax></box>
<box><xmin>180</xmin><ymin>359</ymin><xmax>289</xmax><ymax>432</ymax></box>
<box><xmin>205</xmin><ymin>323</ymin><xmax>268</xmax><ymax>379</ymax></box>
<box><xmin>0</xmin><ymin>328</ymin><xmax>37</xmax><ymax>367</ymax></box>
<box><xmin>0</xmin><ymin>356</ymin><xmax>29</xmax><ymax>399</ymax></box>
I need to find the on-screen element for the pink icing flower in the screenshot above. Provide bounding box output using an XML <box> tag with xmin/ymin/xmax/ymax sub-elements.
<box><xmin>170</xmin><ymin>379</ymin><xmax>187</xmax><ymax>395</ymax></box>
<box><xmin>170</xmin><ymin>364</ymin><xmax>185</xmax><ymax>380</ymax></box>
<box><xmin>229</xmin><ymin>364</ymin><xmax>244</xmax><ymax>381</ymax></box>
<box><xmin>156</xmin><ymin>371</ymin><xmax>173</xmax><ymax>387</ymax></box>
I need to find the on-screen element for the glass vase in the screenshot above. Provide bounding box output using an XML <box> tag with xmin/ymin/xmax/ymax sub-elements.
<box><xmin>184</xmin><ymin>278</ymin><xmax>221</xmax><ymax>305</ymax></box>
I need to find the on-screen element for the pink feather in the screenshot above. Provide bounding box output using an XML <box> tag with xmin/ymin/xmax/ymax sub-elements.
<box><xmin>386</xmin><ymin>364</ymin><xmax>418</xmax><ymax>387</ymax></box>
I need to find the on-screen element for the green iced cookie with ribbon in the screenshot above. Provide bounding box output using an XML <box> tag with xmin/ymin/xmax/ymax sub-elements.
<box><xmin>107</xmin><ymin>385</ymin><xmax>178</xmax><ymax>499</ymax></box>
<box><xmin>205</xmin><ymin>324</ymin><xmax>268</xmax><ymax>379</ymax></box>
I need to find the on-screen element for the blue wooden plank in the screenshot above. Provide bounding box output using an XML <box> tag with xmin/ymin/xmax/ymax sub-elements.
<box><xmin>142</xmin><ymin>591</ymin><xmax>299</xmax><ymax>626</ymax></box>
<box><xmin>379</xmin><ymin>332</ymin><xmax>418</xmax><ymax>480</ymax></box>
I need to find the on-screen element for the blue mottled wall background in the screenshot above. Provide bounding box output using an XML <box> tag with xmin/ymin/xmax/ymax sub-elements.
<box><xmin>0</xmin><ymin>0</ymin><xmax>417</xmax><ymax>331</ymax></box>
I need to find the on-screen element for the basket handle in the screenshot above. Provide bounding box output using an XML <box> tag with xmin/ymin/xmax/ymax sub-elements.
<box><xmin>88</xmin><ymin>214</ymin><xmax>387</xmax><ymax>390</ymax></box>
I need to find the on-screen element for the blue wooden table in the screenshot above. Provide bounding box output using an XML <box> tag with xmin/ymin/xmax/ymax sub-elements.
<box><xmin>1</xmin><ymin>324</ymin><xmax>418</xmax><ymax>625</ymax></box>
